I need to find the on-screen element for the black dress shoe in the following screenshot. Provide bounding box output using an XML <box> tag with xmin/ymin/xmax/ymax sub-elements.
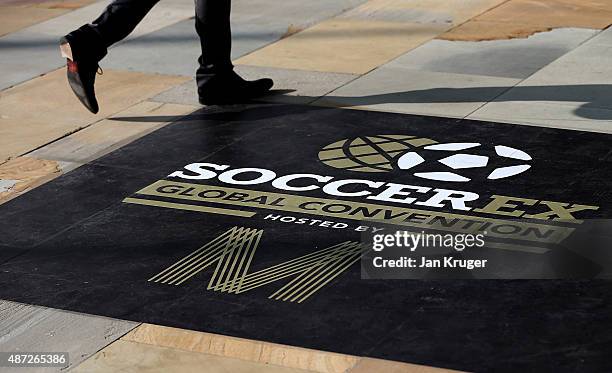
<box><xmin>198</xmin><ymin>71</ymin><xmax>274</xmax><ymax>105</ymax></box>
<box><xmin>60</xmin><ymin>30</ymin><xmax>104</xmax><ymax>114</ymax></box>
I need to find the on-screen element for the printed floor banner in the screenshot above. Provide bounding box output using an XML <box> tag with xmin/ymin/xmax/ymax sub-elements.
<box><xmin>0</xmin><ymin>104</ymin><xmax>611</xmax><ymax>371</ymax></box>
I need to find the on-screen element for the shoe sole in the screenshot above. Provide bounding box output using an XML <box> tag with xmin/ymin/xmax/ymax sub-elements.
<box><xmin>60</xmin><ymin>37</ymin><xmax>99</xmax><ymax>114</ymax></box>
<box><xmin>199</xmin><ymin>82</ymin><xmax>274</xmax><ymax>106</ymax></box>
<box><xmin>198</xmin><ymin>97</ymin><xmax>253</xmax><ymax>106</ymax></box>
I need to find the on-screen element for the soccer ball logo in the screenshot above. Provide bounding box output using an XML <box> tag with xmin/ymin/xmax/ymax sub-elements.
<box><xmin>319</xmin><ymin>135</ymin><xmax>532</xmax><ymax>182</ymax></box>
<box><xmin>397</xmin><ymin>142</ymin><xmax>531</xmax><ymax>182</ymax></box>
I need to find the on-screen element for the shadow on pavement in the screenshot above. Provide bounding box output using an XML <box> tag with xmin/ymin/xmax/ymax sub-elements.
<box><xmin>112</xmin><ymin>84</ymin><xmax>612</xmax><ymax>123</ymax></box>
<box><xmin>317</xmin><ymin>85</ymin><xmax>612</xmax><ymax>120</ymax></box>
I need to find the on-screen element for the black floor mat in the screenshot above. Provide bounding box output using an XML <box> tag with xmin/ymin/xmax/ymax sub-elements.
<box><xmin>1</xmin><ymin>104</ymin><xmax>611</xmax><ymax>372</ymax></box>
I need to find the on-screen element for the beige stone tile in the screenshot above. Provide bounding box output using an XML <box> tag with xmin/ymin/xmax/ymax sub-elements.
<box><xmin>0</xmin><ymin>6</ymin><xmax>65</xmax><ymax>36</ymax></box>
<box><xmin>0</xmin><ymin>68</ymin><xmax>189</xmax><ymax>163</ymax></box>
<box><xmin>0</xmin><ymin>102</ymin><xmax>194</xmax><ymax>201</ymax></box>
<box><xmin>475</xmin><ymin>0</ymin><xmax>612</xmax><ymax>28</ymax></box>
<box><xmin>123</xmin><ymin>324</ymin><xmax>264</xmax><ymax>361</ymax></box>
<box><xmin>123</xmin><ymin>324</ymin><xmax>359</xmax><ymax>373</ymax></box>
<box><xmin>258</xmin><ymin>343</ymin><xmax>358</xmax><ymax>373</ymax></box>
<box><xmin>440</xmin><ymin>0</ymin><xmax>612</xmax><ymax>41</ymax></box>
<box><xmin>348</xmin><ymin>358</ymin><xmax>463</xmax><ymax>373</ymax></box>
<box><xmin>73</xmin><ymin>339</ymin><xmax>316</xmax><ymax>373</ymax></box>
<box><xmin>0</xmin><ymin>157</ymin><xmax>60</xmax><ymax>204</ymax></box>
<box><xmin>236</xmin><ymin>19</ymin><xmax>448</xmax><ymax>74</ymax></box>
<box><xmin>30</xmin><ymin>101</ymin><xmax>198</xmax><ymax>163</ymax></box>
<box><xmin>0</xmin><ymin>0</ymin><xmax>92</xmax><ymax>8</ymax></box>
<box><xmin>32</xmin><ymin>0</ymin><xmax>94</xmax><ymax>9</ymax></box>
<box><xmin>439</xmin><ymin>20</ymin><xmax>554</xmax><ymax>42</ymax></box>
<box><xmin>0</xmin><ymin>0</ymin><xmax>95</xmax><ymax>35</ymax></box>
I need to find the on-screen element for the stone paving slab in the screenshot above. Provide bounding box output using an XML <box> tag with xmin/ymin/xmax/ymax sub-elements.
<box><xmin>0</xmin><ymin>31</ymin><xmax>63</xmax><ymax>90</ymax></box>
<box><xmin>0</xmin><ymin>0</ymin><xmax>92</xmax><ymax>7</ymax></box>
<box><xmin>102</xmin><ymin>19</ymin><xmax>202</xmax><ymax>77</ymax></box>
<box><xmin>152</xmin><ymin>65</ymin><xmax>358</xmax><ymax>106</ymax></box>
<box><xmin>349</xmin><ymin>358</ymin><xmax>460</xmax><ymax>373</ymax></box>
<box><xmin>316</xmin><ymin>68</ymin><xmax>519</xmax><ymax>118</ymax></box>
<box><xmin>123</xmin><ymin>324</ymin><xmax>359</xmax><ymax>373</ymax></box>
<box><xmin>468</xmin><ymin>101</ymin><xmax>612</xmax><ymax>133</ymax></box>
<box><xmin>0</xmin><ymin>68</ymin><xmax>189</xmax><ymax>163</ymax></box>
<box><xmin>24</xmin><ymin>0</ymin><xmax>193</xmax><ymax>39</ymax></box>
<box><xmin>474</xmin><ymin>0</ymin><xmax>612</xmax><ymax>28</ymax></box>
<box><xmin>29</xmin><ymin>101</ymin><xmax>198</xmax><ymax>163</ymax></box>
<box><xmin>73</xmin><ymin>339</ymin><xmax>316</xmax><ymax>373</ymax></box>
<box><xmin>0</xmin><ymin>300</ymin><xmax>137</xmax><ymax>372</ymax></box>
<box><xmin>0</xmin><ymin>0</ymin><xmax>195</xmax><ymax>90</ymax></box>
<box><xmin>588</xmin><ymin>28</ymin><xmax>612</xmax><ymax>47</ymax></box>
<box><xmin>338</xmin><ymin>0</ymin><xmax>505</xmax><ymax>25</ymax></box>
<box><xmin>237</xmin><ymin>19</ymin><xmax>448</xmax><ymax>74</ymax></box>
<box><xmin>231</xmin><ymin>0</ymin><xmax>367</xmax><ymax>30</ymax></box>
<box><xmin>0</xmin><ymin>6</ymin><xmax>65</xmax><ymax>37</ymax></box>
<box><xmin>0</xmin><ymin>0</ymin><xmax>96</xmax><ymax>34</ymax></box>
<box><xmin>440</xmin><ymin>0</ymin><xmax>612</xmax><ymax>41</ymax></box>
<box><xmin>104</xmin><ymin>0</ymin><xmax>366</xmax><ymax>76</ymax></box>
<box><xmin>505</xmin><ymin>43</ymin><xmax>612</xmax><ymax>105</ymax></box>
<box><xmin>468</xmin><ymin>28</ymin><xmax>612</xmax><ymax>132</ymax></box>
<box><xmin>386</xmin><ymin>28</ymin><xmax>599</xmax><ymax>79</ymax></box>
<box><xmin>120</xmin><ymin>324</ymin><xmax>458</xmax><ymax>373</ymax></box>
<box><xmin>235</xmin><ymin>0</ymin><xmax>509</xmax><ymax>74</ymax></box>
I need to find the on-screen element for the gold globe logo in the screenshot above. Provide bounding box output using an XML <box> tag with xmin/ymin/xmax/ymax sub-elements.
<box><xmin>318</xmin><ymin>134</ymin><xmax>438</xmax><ymax>173</ymax></box>
<box><xmin>319</xmin><ymin>135</ymin><xmax>533</xmax><ymax>182</ymax></box>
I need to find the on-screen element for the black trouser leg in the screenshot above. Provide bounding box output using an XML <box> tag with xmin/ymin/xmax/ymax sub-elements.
<box><xmin>80</xmin><ymin>0</ymin><xmax>160</xmax><ymax>60</ymax></box>
<box><xmin>195</xmin><ymin>0</ymin><xmax>233</xmax><ymax>90</ymax></box>
<box><xmin>75</xmin><ymin>0</ymin><xmax>233</xmax><ymax>90</ymax></box>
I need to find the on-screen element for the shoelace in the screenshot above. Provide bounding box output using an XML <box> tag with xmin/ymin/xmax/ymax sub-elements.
<box><xmin>97</xmin><ymin>66</ymin><xmax>104</xmax><ymax>75</ymax></box>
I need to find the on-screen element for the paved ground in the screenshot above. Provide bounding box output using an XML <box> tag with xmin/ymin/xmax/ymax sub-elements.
<box><xmin>1</xmin><ymin>0</ymin><xmax>612</xmax><ymax>371</ymax></box>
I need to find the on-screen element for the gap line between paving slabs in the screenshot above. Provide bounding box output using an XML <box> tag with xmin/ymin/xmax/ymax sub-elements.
<box><xmin>462</xmin><ymin>27</ymin><xmax>606</xmax><ymax>120</ymax></box>
<box><xmin>461</xmin><ymin>76</ymin><xmax>522</xmax><ymax>120</ymax></box>
<box><xmin>228</xmin><ymin>1</ymin><xmax>368</xmax><ymax>65</ymax></box>
<box><xmin>0</xmin><ymin>299</ymin><xmax>142</xmax><ymax>371</ymax></box>
<box><xmin>88</xmin><ymin>115</ymin><xmax>265</xmax><ymax>172</ymax></box>
<box><xmin>21</xmin><ymin>95</ymin><xmax>192</xmax><ymax>162</ymax></box>
<box><xmin>312</xmin><ymin>0</ymin><xmax>517</xmax><ymax>111</ymax></box>
<box><xmin>81</xmin><ymin>320</ymin><xmax>144</xmax><ymax>367</ymax></box>
<box><xmin>229</xmin><ymin>3</ymin><xmax>355</xmax><ymax>64</ymax></box>
<box><xmin>352</xmin><ymin>0</ymin><xmax>514</xmax><ymax>79</ymax></box>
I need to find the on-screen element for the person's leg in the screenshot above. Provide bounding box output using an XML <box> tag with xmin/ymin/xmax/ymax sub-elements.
<box><xmin>195</xmin><ymin>0</ymin><xmax>233</xmax><ymax>81</ymax></box>
<box><xmin>195</xmin><ymin>0</ymin><xmax>273</xmax><ymax>105</ymax></box>
<box><xmin>91</xmin><ymin>0</ymin><xmax>160</xmax><ymax>50</ymax></box>
<box><xmin>60</xmin><ymin>0</ymin><xmax>159</xmax><ymax>113</ymax></box>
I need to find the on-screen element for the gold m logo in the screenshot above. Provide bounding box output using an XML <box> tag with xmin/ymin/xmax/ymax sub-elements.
<box><xmin>149</xmin><ymin>227</ymin><xmax>366</xmax><ymax>303</ymax></box>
